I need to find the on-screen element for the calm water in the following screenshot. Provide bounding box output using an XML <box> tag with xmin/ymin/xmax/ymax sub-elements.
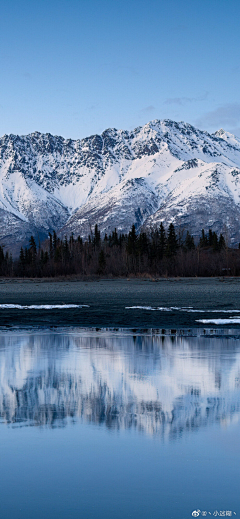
<box><xmin>1</xmin><ymin>278</ymin><xmax>240</xmax><ymax>329</ymax></box>
<box><xmin>0</xmin><ymin>328</ymin><xmax>240</xmax><ymax>518</ymax></box>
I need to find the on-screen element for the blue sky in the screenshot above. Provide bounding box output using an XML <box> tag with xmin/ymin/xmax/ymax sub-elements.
<box><xmin>1</xmin><ymin>0</ymin><xmax>240</xmax><ymax>139</ymax></box>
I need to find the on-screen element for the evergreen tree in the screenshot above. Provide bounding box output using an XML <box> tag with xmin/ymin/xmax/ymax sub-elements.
<box><xmin>212</xmin><ymin>232</ymin><xmax>218</xmax><ymax>251</ymax></box>
<box><xmin>19</xmin><ymin>247</ymin><xmax>25</xmax><ymax>267</ymax></box>
<box><xmin>208</xmin><ymin>229</ymin><xmax>213</xmax><ymax>247</ymax></box>
<box><xmin>98</xmin><ymin>249</ymin><xmax>106</xmax><ymax>273</ymax></box>
<box><xmin>219</xmin><ymin>233</ymin><xmax>225</xmax><ymax>250</ymax></box>
<box><xmin>184</xmin><ymin>231</ymin><xmax>195</xmax><ymax>251</ymax></box>
<box><xmin>0</xmin><ymin>246</ymin><xmax>4</xmax><ymax>264</ymax></box>
<box><xmin>49</xmin><ymin>232</ymin><xmax>53</xmax><ymax>258</ymax></box>
<box><xmin>200</xmin><ymin>229</ymin><xmax>208</xmax><ymax>247</ymax></box>
<box><xmin>126</xmin><ymin>225</ymin><xmax>137</xmax><ymax>255</ymax></box>
<box><xmin>29</xmin><ymin>236</ymin><xmax>37</xmax><ymax>263</ymax></box>
<box><xmin>166</xmin><ymin>223</ymin><xmax>178</xmax><ymax>257</ymax></box>
<box><xmin>63</xmin><ymin>236</ymin><xmax>69</xmax><ymax>260</ymax></box>
<box><xmin>53</xmin><ymin>230</ymin><xmax>57</xmax><ymax>251</ymax></box>
<box><xmin>138</xmin><ymin>232</ymin><xmax>148</xmax><ymax>256</ymax></box>
<box><xmin>29</xmin><ymin>236</ymin><xmax>37</xmax><ymax>254</ymax></box>
<box><xmin>94</xmin><ymin>224</ymin><xmax>101</xmax><ymax>247</ymax></box>
<box><xmin>159</xmin><ymin>222</ymin><xmax>166</xmax><ymax>258</ymax></box>
<box><xmin>24</xmin><ymin>247</ymin><xmax>29</xmax><ymax>265</ymax></box>
<box><xmin>110</xmin><ymin>228</ymin><xmax>119</xmax><ymax>247</ymax></box>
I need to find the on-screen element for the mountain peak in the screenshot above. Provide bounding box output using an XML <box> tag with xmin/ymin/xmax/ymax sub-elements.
<box><xmin>213</xmin><ymin>128</ymin><xmax>240</xmax><ymax>148</ymax></box>
<box><xmin>1</xmin><ymin>119</ymin><xmax>240</xmax><ymax>252</ymax></box>
<box><xmin>214</xmin><ymin>128</ymin><xmax>226</xmax><ymax>137</ymax></box>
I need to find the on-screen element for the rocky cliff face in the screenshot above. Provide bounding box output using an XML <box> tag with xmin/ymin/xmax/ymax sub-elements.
<box><xmin>1</xmin><ymin>120</ymin><xmax>240</xmax><ymax>252</ymax></box>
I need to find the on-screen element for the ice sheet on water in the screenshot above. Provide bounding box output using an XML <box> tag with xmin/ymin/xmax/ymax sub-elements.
<box><xmin>197</xmin><ymin>318</ymin><xmax>240</xmax><ymax>324</ymax></box>
<box><xmin>0</xmin><ymin>304</ymin><xmax>89</xmax><ymax>310</ymax></box>
<box><xmin>125</xmin><ymin>306</ymin><xmax>174</xmax><ymax>311</ymax></box>
<box><xmin>126</xmin><ymin>306</ymin><xmax>240</xmax><ymax>313</ymax></box>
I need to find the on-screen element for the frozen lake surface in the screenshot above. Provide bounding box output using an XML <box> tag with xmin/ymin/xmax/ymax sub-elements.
<box><xmin>0</xmin><ymin>327</ymin><xmax>239</xmax><ymax>518</ymax></box>
<box><xmin>1</xmin><ymin>278</ymin><xmax>240</xmax><ymax>329</ymax></box>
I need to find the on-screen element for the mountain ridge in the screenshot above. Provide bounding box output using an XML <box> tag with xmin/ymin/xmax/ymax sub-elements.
<box><xmin>1</xmin><ymin>119</ymin><xmax>240</xmax><ymax>252</ymax></box>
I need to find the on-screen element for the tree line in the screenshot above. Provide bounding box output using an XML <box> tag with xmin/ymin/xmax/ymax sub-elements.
<box><xmin>0</xmin><ymin>222</ymin><xmax>239</xmax><ymax>277</ymax></box>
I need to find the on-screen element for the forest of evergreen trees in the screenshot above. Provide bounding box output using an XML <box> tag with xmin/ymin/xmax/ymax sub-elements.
<box><xmin>0</xmin><ymin>223</ymin><xmax>239</xmax><ymax>277</ymax></box>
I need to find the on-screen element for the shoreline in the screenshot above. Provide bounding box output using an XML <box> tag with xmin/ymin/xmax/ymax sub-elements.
<box><xmin>0</xmin><ymin>275</ymin><xmax>239</xmax><ymax>282</ymax></box>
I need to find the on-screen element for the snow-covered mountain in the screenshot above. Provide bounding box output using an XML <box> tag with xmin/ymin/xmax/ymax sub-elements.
<box><xmin>1</xmin><ymin>120</ymin><xmax>240</xmax><ymax>252</ymax></box>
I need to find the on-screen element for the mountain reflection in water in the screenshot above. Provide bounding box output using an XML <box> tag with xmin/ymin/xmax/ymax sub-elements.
<box><xmin>0</xmin><ymin>330</ymin><xmax>240</xmax><ymax>438</ymax></box>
